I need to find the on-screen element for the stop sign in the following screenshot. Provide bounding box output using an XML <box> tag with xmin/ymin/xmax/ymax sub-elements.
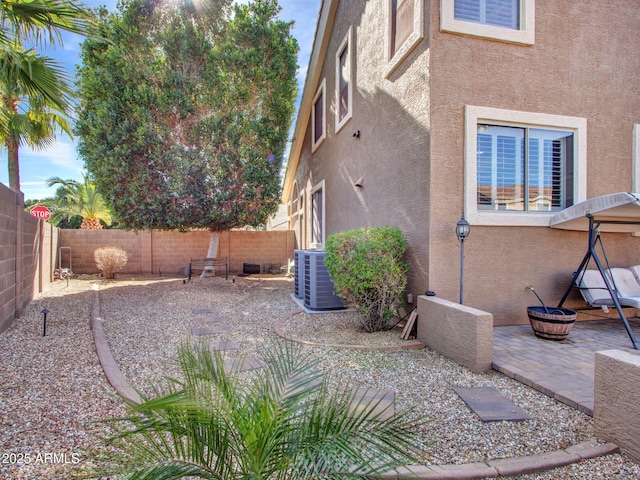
<box><xmin>30</xmin><ymin>205</ymin><xmax>51</xmax><ymax>221</ymax></box>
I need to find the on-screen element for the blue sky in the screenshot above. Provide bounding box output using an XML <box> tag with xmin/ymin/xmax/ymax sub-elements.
<box><xmin>1</xmin><ymin>0</ymin><xmax>319</xmax><ymax>200</ymax></box>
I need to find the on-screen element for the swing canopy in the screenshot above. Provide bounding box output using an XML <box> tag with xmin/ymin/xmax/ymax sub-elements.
<box><xmin>550</xmin><ymin>192</ymin><xmax>640</xmax><ymax>232</ymax></box>
<box><xmin>549</xmin><ymin>192</ymin><xmax>640</xmax><ymax>349</ymax></box>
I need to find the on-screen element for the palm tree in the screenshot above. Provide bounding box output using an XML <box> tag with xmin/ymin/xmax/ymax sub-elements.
<box><xmin>0</xmin><ymin>0</ymin><xmax>96</xmax><ymax>192</ymax></box>
<box><xmin>0</xmin><ymin>47</ymin><xmax>73</xmax><ymax>191</ymax></box>
<box><xmin>41</xmin><ymin>174</ymin><xmax>112</xmax><ymax>229</ymax></box>
<box><xmin>90</xmin><ymin>340</ymin><xmax>421</xmax><ymax>479</ymax></box>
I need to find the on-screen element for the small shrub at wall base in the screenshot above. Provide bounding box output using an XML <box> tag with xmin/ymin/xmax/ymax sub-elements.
<box><xmin>325</xmin><ymin>226</ymin><xmax>409</xmax><ymax>333</ymax></box>
<box><xmin>94</xmin><ymin>246</ymin><xmax>128</xmax><ymax>279</ymax></box>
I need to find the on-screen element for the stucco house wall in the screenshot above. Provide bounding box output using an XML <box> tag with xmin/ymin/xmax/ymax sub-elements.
<box><xmin>427</xmin><ymin>0</ymin><xmax>640</xmax><ymax>323</ymax></box>
<box><xmin>289</xmin><ymin>0</ymin><xmax>433</xmax><ymax>295</ymax></box>
<box><xmin>284</xmin><ymin>0</ymin><xmax>640</xmax><ymax>326</ymax></box>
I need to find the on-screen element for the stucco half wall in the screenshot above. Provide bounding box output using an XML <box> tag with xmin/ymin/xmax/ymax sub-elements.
<box><xmin>416</xmin><ymin>294</ymin><xmax>493</xmax><ymax>373</ymax></box>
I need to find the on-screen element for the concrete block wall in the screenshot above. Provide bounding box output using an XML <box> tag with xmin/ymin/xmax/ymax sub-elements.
<box><xmin>59</xmin><ymin>229</ymin><xmax>296</xmax><ymax>276</ymax></box>
<box><xmin>594</xmin><ymin>349</ymin><xmax>640</xmax><ymax>462</ymax></box>
<box><xmin>416</xmin><ymin>295</ymin><xmax>494</xmax><ymax>373</ymax></box>
<box><xmin>17</xmin><ymin>212</ymin><xmax>39</xmax><ymax>318</ymax></box>
<box><xmin>58</xmin><ymin>229</ymin><xmax>152</xmax><ymax>274</ymax></box>
<box><xmin>0</xmin><ymin>184</ymin><xmax>57</xmax><ymax>334</ymax></box>
<box><xmin>0</xmin><ymin>185</ymin><xmax>18</xmax><ymax>333</ymax></box>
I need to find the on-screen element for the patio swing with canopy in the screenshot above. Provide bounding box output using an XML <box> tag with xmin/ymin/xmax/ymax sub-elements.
<box><xmin>550</xmin><ymin>192</ymin><xmax>640</xmax><ymax>350</ymax></box>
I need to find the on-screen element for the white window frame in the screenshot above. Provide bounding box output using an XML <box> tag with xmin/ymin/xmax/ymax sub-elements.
<box><xmin>309</xmin><ymin>180</ymin><xmax>325</xmax><ymax>249</ymax></box>
<box><xmin>464</xmin><ymin>105</ymin><xmax>587</xmax><ymax>227</ymax></box>
<box><xmin>311</xmin><ymin>79</ymin><xmax>326</xmax><ymax>152</ymax></box>
<box><xmin>335</xmin><ymin>27</ymin><xmax>353</xmax><ymax>134</ymax></box>
<box><xmin>386</xmin><ymin>0</ymin><xmax>424</xmax><ymax>77</ymax></box>
<box><xmin>440</xmin><ymin>0</ymin><xmax>535</xmax><ymax>45</ymax></box>
<box><xmin>289</xmin><ymin>181</ymin><xmax>306</xmax><ymax>248</ymax></box>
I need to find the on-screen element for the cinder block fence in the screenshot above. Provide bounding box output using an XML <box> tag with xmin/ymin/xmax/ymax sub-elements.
<box><xmin>0</xmin><ymin>186</ymin><xmax>58</xmax><ymax>334</ymax></box>
<box><xmin>58</xmin><ymin>229</ymin><xmax>295</xmax><ymax>275</ymax></box>
<box><xmin>0</xmin><ymin>182</ymin><xmax>295</xmax><ymax>334</ymax></box>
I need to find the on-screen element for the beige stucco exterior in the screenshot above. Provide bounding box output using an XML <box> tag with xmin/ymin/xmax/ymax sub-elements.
<box><xmin>283</xmin><ymin>0</ymin><xmax>640</xmax><ymax>326</ymax></box>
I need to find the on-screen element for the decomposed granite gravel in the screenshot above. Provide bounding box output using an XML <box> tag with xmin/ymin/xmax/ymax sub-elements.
<box><xmin>1</xmin><ymin>274</ymin><xmax>640</xmax><ymax>479</ymax></box>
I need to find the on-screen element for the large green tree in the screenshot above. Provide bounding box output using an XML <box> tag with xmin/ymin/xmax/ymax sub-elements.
<box><xmin>0</xmin><ymin>0</ymin><xmax>96</xmax><ymax>192</ymax></box>
<box><xmin>76</xmin><ymin>0</ymin><xmax>298</xmax><ymax>243</ymax></box>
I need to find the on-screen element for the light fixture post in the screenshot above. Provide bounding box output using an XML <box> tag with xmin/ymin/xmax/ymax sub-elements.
<box><xmin>456</xmin><ymin>214</ymin><xmax>470</xmax><ymax>304</ymax></box>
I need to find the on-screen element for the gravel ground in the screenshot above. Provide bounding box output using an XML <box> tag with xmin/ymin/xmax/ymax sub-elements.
<box><xmin>1</xmin><ymin>274</ymin><xmax>640</xmax><ymax>479</ymax></box>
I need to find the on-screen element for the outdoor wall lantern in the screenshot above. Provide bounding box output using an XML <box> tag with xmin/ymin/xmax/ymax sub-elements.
<box><xmin>455</xmin><ymin>214</ymin><xmax>470</xmax><ymax>304</ymax></box>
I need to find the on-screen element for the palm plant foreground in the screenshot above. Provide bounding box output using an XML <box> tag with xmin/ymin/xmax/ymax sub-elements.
<box><xmin>88</xmin><ymin>340</ymin><xmax>422</xmax><ymax>479</ymax></box>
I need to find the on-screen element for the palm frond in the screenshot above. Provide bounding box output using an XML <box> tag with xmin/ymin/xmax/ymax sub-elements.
<box><xmin>92</xmin><ymin>339</ymin><xmax>422</xmax><ymax>479</ymax></box>
<box><xmin>1</xmin><ymin>0</ymin><xmax>96</xmax><ymax>48</ymax></box>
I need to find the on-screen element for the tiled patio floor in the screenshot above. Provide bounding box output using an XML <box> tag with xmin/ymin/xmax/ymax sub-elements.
<box><xmin>492</xmin><ymin>317</ymin><xmax>640</xmax><ymax>416</ymax></box>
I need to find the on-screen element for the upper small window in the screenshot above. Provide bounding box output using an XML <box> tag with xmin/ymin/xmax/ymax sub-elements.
<box><xmin>312</xmin><ymin>79</ymin><xmax>326</xmax><ymax>152</ymax></box>
<box><xmin>310</xmin><ymin>181</ymin><xmax>325</xmax><ymax>248</ymax></box>
<box><xmin>335</xmin><ymin>27</ymin><xmax>353</xmax><ymax>133</ymax></box>
<box><xmin>454</xmin><ymin>0</ymin><xmax>519</xmax><ymax>29</ymax></box>
<box><xmin>392</xmin><ymin>0</ymin><xmax>415</xmax><ymax>56</ymax></box>
<box><xmin>441</xmin><ymin>0</ymin><xmax>535</xmax><ymax>45</ymax></box>
<box><xmin>387</xmin><ymin>0</ymin><xmax>424</xmax><ymax>77</ymax></box>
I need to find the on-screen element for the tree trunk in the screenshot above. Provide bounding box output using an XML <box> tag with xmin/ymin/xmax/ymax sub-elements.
<box><xmin>7</xmin><ymin>137</ymin><xmax>20</xmax><ymax>192</ymax></box>
<box><xmin>201</xmin><ymin>230</ymin><xmax>221</xmax><ymax>277</ymax></box>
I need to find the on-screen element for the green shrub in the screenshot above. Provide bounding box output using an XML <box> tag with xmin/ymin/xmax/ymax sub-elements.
<box><xmin>325</xmin><ymin>226</ymin><xmax>409</xmax><ymax>332</ymax></box>
<box><xmin>94</xmin><ymin>246</ymin><xmax>128</xmax><ymax>279</ymax></box>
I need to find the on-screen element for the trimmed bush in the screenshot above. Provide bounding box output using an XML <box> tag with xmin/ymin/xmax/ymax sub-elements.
<box><xmin>94</xmin><ymin>246</ymin><xmax>128</xmax><ymax>279</ymax></box>
<box><xmin>325</xmin><ymin>226</ymin><xmax>409</xmax><ymax>332</ymax></box>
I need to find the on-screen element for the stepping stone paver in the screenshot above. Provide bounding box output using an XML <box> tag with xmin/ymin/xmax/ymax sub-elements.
<box><xmin>210</xmin><ymin>340</ymin><xmax>240</xmax><ymax>351</ymax></box>
<box><xmin>192</xmin><ymin>307</ymin><xmax>216</xmax><ymax>315</ymax></box>
<box><xmin>454</xmin><ymin>386</ymin><xmax>531</xmax><ymax>422</ymax></box>
<box><xmin>191</xmin><ymin>325</ymin><xmax>232</xmax><ymax>336</ymax></box>
<box><xmin>192</xmin><ymin>315</ymin><xmax>227</xmax><ymax>324</ymax></box>
<box><xmin>348</xmin><ymin>387</ymin><xmax>395</xmax><ymax>421</ymax></box>
<box><xmin>224</xmin><ymin>356</ymin><xmax>266</xmax><ymax>373</ymax></box>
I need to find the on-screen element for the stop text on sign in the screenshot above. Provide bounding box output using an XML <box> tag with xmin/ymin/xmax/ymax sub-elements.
<box><xmin>30</xmin><ymin>206</ymin><xmax>51</xmax><ymax>220</ymax></box>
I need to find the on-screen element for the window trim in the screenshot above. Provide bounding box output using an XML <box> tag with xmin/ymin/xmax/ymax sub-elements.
<box><xmin>311</xmin><ymin>79</ymin><xmax>326</xmax><ymax>152</ymax></box>
<box><xmin>464</xmin><ymin>105</ymin><xmax>587</xmax><ymax>227</ymax></box>
<box><xmin>335</xmin><ymin>27</ymin><xmax>353</xmax><ymax>134</ymax></box>
<box><xmin>440</xmin><ymin>0</ymin><xmax>536</xmax><ymax>45</ymax></box>
<box><xmin>309</xmin><ymin>180</ymin><xmax>325</xmax><ymax>249</ymax></box>
<box><xmin>386</xmin><ymin>0</ymin><xmax>424</xmax><ymax>77</ymax></box>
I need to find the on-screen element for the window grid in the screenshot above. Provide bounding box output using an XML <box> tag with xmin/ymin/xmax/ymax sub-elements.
<box><xmin>440</xmin><ymin>0</ymin><xmax>535</xmax><ymax>45</ymax></box>
<box><xmin>477</xmin><ymin>125</ymin><xmax>573</xmax><ymax>213</ymax></box>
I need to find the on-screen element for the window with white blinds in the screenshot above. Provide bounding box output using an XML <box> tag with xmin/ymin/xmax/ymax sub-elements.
<box><xmin>464</xmin><ymin>106</ymin><xmax>587</xmax><ymax>227</ymax></box>
<box><xmin>476</xmin><ymin>125</ymin><xmax>574</xmax><ymax>212</ymax></box>
<box><xmin>454</xmin><ymin>0</ymin><xmax>519</xmax><ymax>30</ymax></box>
<box><xmin>440</xmin><ymin>0</ymin><xmax>535</xmax><ymax>45</ymax></box>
